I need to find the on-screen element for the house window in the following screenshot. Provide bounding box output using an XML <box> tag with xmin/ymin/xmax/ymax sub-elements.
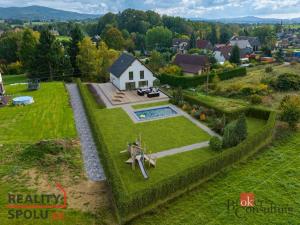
<box><xmin>129</xmin><ymin>71</ymin><xmax>133</xmax><ymax>80</ymax></box>
<box><xmin>140</xmin><ymin>71</ymin><xmax>144</xmax><ymax>79</ymax></box>
<box><xmin>138</xmin><ymin>80</ymin><xmax>148</xmax><ymax>88</ymax></box>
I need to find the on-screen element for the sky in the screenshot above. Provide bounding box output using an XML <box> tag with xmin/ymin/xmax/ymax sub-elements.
<box><xmin>0</xmin><ymin>0</ymin><xmax>300</xmax><ymax>19</ymax></box>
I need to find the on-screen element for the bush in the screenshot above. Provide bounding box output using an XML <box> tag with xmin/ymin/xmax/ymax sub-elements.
<box><xmin>7</xmin><ymin>61</ymin><xmax>23</xmax><ymax>74</ymax></box>
<box><xmin>279</xmin><ymin>95</ymin><xmax>300</xmax><ymax>129</ymax></box>
<box><xmin>265</xmin><ymin>66</ymin><xmax>273</xmax><ymax>73</ymax></box>
<box><xmin>275</xmin><ymin>73</ymin><xmax>300</xmax><ymax>91</ymax></box>
<box><xmin>209</xmin><ymin>137</ymin><xmax>222</xmax><ymax>151</ymax></box>
<box><xmin>222</xmin><ymin>114</ymin><xmax>247</xmax><ymax>148</ymax></box>
<box><xmin>250</xmin><ymin>94</ymin><xmax>262</xmax><ymax>104</ymax></box>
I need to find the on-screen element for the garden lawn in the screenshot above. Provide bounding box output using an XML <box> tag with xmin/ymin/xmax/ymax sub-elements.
<box><xmin>132</xmin><ymin>101</ymin><xmax>170</xmax><ymax>109</ymax></box>
<box><xmin>129</xmin><ymin>131</ymin><xmax>300</xmax><ymax>225</ymax></box>
<box><xmin>2</xmin><ymin>74</ymin><xmax>27</xmax><ymax>84</ymax></box>
<box><xmin>192</xmin><ymin>93</ymin><xmax>249</xmax><ymax>113</ymax></box>
<box><xmin>93</xmin><ymin>106</ymin><xmax>211</xmax><ymax>193</ymax></box>
<box><xmin>0</xmin><ymin>82</ymin><xmax>76</xmax><ymax>143</ymax></box>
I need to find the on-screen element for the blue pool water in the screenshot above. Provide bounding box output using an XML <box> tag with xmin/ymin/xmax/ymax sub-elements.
<box><xmin>134</xmin><ymin>106</ymin><xmax>178</xmax><ymax>121</ymax></box>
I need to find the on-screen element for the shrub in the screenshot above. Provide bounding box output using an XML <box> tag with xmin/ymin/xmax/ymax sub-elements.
<box><xmin>275</xmin><ymin>73</ymin><xmax>300</xmax><ymax>91</ymax></box>
<box><xmin>250</xmin><ymin>94</ymin><xmax>262</xmax><ymax>104</ymax></box>
<box><xmin>7</xmin><ymin>61</ymin><xmax>23</xmax><ymax>74</ymax></box>
<box><xmin>209</xmin><ymin>137</ymin><xmax>222</xmax><ymax>151</ymax></box>
<box><xmin>265</xmin><ymin>66</ymin><xmax>273</xmax><ymax>73</ymax></box>
<box><xmin>279</xmin><ymin>95</ymin><xmax>300</xmax><ymax>129</ymax></box>
<box><xmin>222</xmin><ymin>114</ymin><xmax>247</xmax><ymax>148</ymax></box>
<box><xmin>170</xmin><ymin>87</ymin><xmax>183</xmax><ymax>105</ymax></box>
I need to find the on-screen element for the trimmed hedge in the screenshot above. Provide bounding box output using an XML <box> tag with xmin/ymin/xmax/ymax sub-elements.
<box><xmin>76</xmin><ymin>79</ymin><xmax>276</xmax><ymax>224</ymax></box>
<box><xmin>159</xmin><ymin>67</ymin><xmax>247</xmax><ymax>88</ymax></box>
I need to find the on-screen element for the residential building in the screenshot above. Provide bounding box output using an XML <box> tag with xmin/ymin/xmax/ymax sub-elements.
<box><xmin>109</xmin><ymin>53</ymin><xmax>156</xmax><ymax>91</ymax></box>
<box><xmin>196</xmin><ymin>40</ymin><xmax>213</xmax><ymax>52</ymax></box>
<box><xmin>172</xmin><ymin>38</ymin><xmax>190</xmax><ymax>54</ymax></box>
<box><xmin>214</xmin><ymin>45</ymin><xmax>232</xmax><ymax>64</ymax></box>
<box><xmin>229</xmin><ymin>36</ymin><xmax>261</xmax><ymax>52</ymax></box>
<box><xmin>173</xmin><ymin>54</ymin><xmax>210</xmax><ymax>76</ymax></box>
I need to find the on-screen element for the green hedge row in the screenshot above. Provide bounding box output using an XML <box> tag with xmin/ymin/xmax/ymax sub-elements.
<box><xmin>76</xmin><ymin>79</ymin><xmax>124</xmax><ymax>223</ymax></box>
<box><xmin>159</xmin><ymin>67</ymin><xmax>247</xmax><ymax>88</ymax></box>
<box><xmin>77</xmin><ymin>79</ymin><xmax>276</xmax><ymax>224</ymax></box>
<box><xmin>183</xmin><ymin>93</ymin><xmax>273</xmax><ymax>120</ymax></box>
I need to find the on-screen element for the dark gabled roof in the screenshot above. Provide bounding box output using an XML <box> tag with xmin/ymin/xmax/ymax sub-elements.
<box><xmin>230</xmin><ymin>36</ymin><xmax>261</xmax><ymax>47</ymax></box>
<box><xmin>196</xmin><ymin>40</ymin><xmax>212</xmax><ymax>49</ymax></box>
<box><xmin>109</xmin><ymin>53</ymin><xmax>136</xmax><ymax>78</ymax></box>
<box><xmin>173</xmin><ymin>54</ymin><xmax>209</xmax><ymax>74</ymax></box>
<box><xmin>214</xmin><ymin>45</ymin><xmax>232</xmax><ymax>60</ymax></box>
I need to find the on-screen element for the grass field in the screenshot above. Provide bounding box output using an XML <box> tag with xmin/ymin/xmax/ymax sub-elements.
<box><xmin>129</xmin><ymin>130</ymin><xmax>300</xmax><ymax>225</ymax></box>
<box><xmin>220</xmin><ymin>63</ymin><xmax>300</xmax><ymax>90</ymax></box>
<box><xmin>0</xmin><ymin>83</ymin><xmax>76</xmax><ymax>143</ymax></box>
<box><xmin>2</xmin><ymin>74</ymin><xmax>27</xmax><ymax>85</ymax></box>
<box><xmin>57</xmin><ymin>35</ymin><xmax>72</xmax><ymax>42</ymax></box>
<box><xmin>0</xmin><ymin>82</ymin><xmax>116</xmax><ymax>224</ymax></box>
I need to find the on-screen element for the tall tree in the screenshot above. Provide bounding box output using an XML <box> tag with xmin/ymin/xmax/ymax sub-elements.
<box><xmin>76</xmin><ymin>37</ymin><xmax>99</xmax><ymax>81</ymax></box>
<box><xmin>0</xmin><ymin>31</ymin><xmax>23</xmax><ymax>64</ymax></box>
<box><xmin>19</xmin><ymin>29</ymin><xmax>38</xmax><ymax>72</ymax></box>
<box><xmin>102</xmin><ymin>27</ymin><xmax>125</xmax><ymax>50</ymax></box>
<box><xmin>190</xmin><ymin>32</ymin><xmax>197</xmax><ymax>49</ymax></box>
<box><xmin>31</xmin><ymin>29</ymin><xmax>72</xmax><ymax>80</ymax></box>
<box><xmin>209</xmin><ymin>24</ymin><xmax>218</xmax><ymax>46</ymax></box>
<box><xmin>146</xmin><ymin>26</ymin><xmax>172</xmax><ymax>50</ymax></box>
<box><xmin>148</xmin><ymin>51</ymin><xmax>166</xmax><ymax>72</ymax></box>
<box><xmin>98</xmin><ymin>41</ymin><xmax>119</xmax><ymax>81</ymax></box>
<box><xmin>70</xmin><ymin>24</ymin><xmax>84</xmax><ymax>76</ymax></box>
<box><xmin>229</xmin><ymin>45</ymin><xmax>241</xmax><ymax>64</ymax></box>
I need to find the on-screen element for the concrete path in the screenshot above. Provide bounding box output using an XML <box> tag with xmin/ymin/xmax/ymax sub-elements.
<box><xmin>66</xmin><ymin>84</ymin><xmax>106</xmax><ymax>181</ymax></box>
<box><xmin>151</xmin><ymin>141</ymin><xmax>209</xmax><ymax>158</ymax></box>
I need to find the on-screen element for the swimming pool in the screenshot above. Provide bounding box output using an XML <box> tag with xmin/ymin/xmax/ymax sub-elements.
<box><xmin>134</xmin><ymin>106</ymin><xmax>178</xmax><ymax>121</ymax></box>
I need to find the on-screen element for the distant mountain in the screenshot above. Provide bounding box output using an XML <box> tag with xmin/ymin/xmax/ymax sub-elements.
<box><xmin>0</xmin><ymin>5</ymin><xmax>100</xmax><ymax>21</ymax></box>
<box><xmin>191</xmin><ymin>16</ymin><xmax>300</xmax><ymax>24</ymax></box>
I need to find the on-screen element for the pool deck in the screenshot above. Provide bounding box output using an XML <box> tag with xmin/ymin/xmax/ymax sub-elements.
<box><xmin>91</xmin><ymin>82</ymin><xmax>169</xmax><ymax>108</ymax></box>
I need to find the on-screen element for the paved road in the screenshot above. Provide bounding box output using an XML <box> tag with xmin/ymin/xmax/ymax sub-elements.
<box><xmin>66</xmin><ymin>83</ymin><xmax>106</xmax><ymax>181</ymax></box>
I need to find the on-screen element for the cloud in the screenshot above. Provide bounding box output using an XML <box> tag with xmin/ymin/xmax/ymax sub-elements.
<box><xmin>0</xmin><ymin>0</ymin><xmax>299</xmax><ymax>18</ymax></box>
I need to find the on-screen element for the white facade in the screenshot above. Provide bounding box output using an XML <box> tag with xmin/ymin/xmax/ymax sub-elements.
<box><xmin>110</xmin><ymin>59</ymin><xmax>156</xmax><ymax>91</ymax></box>
<box><xmin>214</xmin><ymin>51</ymin><xmax>226</xmax><ymax>64</ymax></box>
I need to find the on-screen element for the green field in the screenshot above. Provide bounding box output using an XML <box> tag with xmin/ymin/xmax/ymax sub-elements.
<box><xmin>0</xmin><ymin>83</ymin><xmax>76</xmax><ymax>143</ymax></box>
<box><xmin>129</xmin><ymin>130</ymin><xmax>300</xmax><ymax>225</ymax></box>
<box><xmin>2</xmin><ymin>74</ymin><xmax>27</xmax><ymax>85</ymax></box>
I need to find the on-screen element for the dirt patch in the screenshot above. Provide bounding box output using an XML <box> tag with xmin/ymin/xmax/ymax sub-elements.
<box><xmin>22</xmin><ymin>168</ymin><xmax>112</xmax><ymax>213</ymax></box>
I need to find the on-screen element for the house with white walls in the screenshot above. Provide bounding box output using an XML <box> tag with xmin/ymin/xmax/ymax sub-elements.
<box><xmin>109</xmin><ymin>53</ymin><xmax>156</xmax><ymax>91</ymax></box>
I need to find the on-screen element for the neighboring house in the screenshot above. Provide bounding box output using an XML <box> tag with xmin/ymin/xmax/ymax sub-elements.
<box><xmin>50</xmin><ymin>29</ymin><xmax>59</xmax><ymax>36</ymax></box>
<box><xmin>196</xmin><ymin>40</ymin><xmax>213</xmax><ymax>52</ymax></box>
<box><xmin>214</xmin><ymin>45</ymin><xmax>232</xmax><ymax>64</ymax></box>
<box><xmin>172</xmin><ymin>38</ymin><xmax>190</xmax><ymax>54</ymax></box>
<box><xmin>0</xmin><ymin>72</ymin><xmax>5</xmax><ymax>95</ymax></box>
<box><xmin>173</xmin><ymin>54</ymin><xmax>210</xmax><ymax>76</ymax></box>
<box><xmin>109</xmin><ymin>53</ymin><xmax>156</xmax><ymax>91</ymax></box>
<box><xmin>229</xmin><ymin>36</ymin><xmax>261</xmax><ymax>52</ymax></box>
<box><xmin>92</xmin><ymin>35</ymin><xmax>101</xmax><ymax>45</ymax></box>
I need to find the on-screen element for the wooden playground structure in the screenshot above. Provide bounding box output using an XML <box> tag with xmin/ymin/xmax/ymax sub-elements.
<box><xmin>121</xmin><ymin>135</ymin><xmax>156</xmax><ymax>179</ymax></box>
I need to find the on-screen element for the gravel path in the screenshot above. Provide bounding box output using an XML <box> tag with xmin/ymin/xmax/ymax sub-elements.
<box><xmin>66</xmin><ymin>83</ymin><xmax>106</xmax><ymax>181</ymax></box>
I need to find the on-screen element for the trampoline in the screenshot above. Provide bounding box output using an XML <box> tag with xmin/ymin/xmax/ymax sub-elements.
<box><xmin>13</xmin><ymin>96</ymin><xmax>34</xmax><ymax>105</ymax></box>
